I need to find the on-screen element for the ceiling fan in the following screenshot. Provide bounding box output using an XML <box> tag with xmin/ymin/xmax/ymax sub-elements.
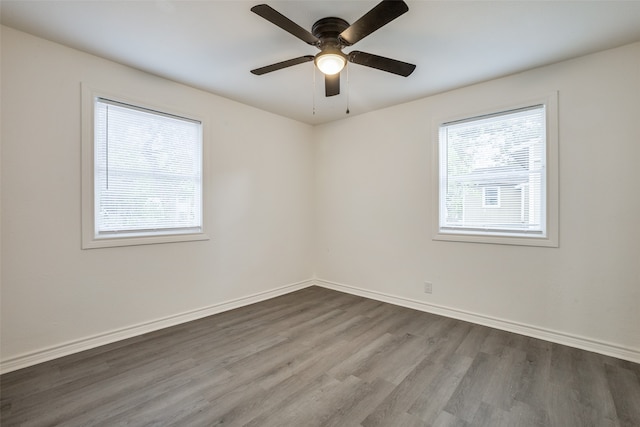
<box><xmin>250</xmin><ymin>0</ymin><xmax>416</xmax><ymax>97</ymax></box>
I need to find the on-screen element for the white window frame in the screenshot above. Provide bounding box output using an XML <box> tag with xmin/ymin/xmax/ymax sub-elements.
<box><xmin>81</xmin><ymin>83</ymin><xmax>210</xmax><ymax>249</ymax></box>
<box><xmin>432</xmin><ymin>92</ymin><xmax>559</xmax><ymax>247</ymax></box>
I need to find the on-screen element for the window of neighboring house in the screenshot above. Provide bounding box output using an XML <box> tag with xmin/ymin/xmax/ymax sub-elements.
<box><xmin>482</xmin><ymin>186</ymin><xmax>501</xmax><ymax>208</ymax></box>
<box><xmin>82</xmin><ymin>85</ymin><xmax>208</xmax><ymax>248</ymax></box>
<box><xmin>433</xmin><ymin>93</ymin><xmax>558</xmax><ymax>247</ymax></box>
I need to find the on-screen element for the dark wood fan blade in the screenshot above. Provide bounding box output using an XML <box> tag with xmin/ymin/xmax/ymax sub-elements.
<box><xmin>325</xmin><ymin>73</ymin><xmax>340</xmax><ymax>97</ymax></box>
<box><xmin>251</xmin><ymin>4</ymin><xmax>319</xmax><ymax>45</ymax></box>
<box><xmin>339</xmin><ymin>0</ymin><xmax>409</xmax><ymax>46</ymax></box>
<box><xmin>348</xmin><ymin>51</ymin><xmax>415</xmax><ymax>76</ymax></box>
<box><xmin>251</xmin><ymin>56</ymin><xmax>315</xmax><ymax>75</ymax></box>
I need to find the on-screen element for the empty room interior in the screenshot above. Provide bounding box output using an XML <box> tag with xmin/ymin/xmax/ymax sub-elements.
<box><xmin>1</xmin><ymin>1</ymin><xmax>639</xmax><ymax>426</ymax></box>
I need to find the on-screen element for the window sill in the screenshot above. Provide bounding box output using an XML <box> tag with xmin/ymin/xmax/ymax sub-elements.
<box><xmin>82</xmin><ymin>232</ymin><xmax>210</xmax><ymax>249</ymax></box>
<box><xmin>433</xmin><ymin>230</ymin><xmax>558</xmax><ymax>248</ymax></box>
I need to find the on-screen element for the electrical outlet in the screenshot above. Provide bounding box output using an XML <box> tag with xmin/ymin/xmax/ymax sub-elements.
<box><xmin>424</xmin><ymin>281</ymin><xmax>433</xmax><ymax>294</ymax></box>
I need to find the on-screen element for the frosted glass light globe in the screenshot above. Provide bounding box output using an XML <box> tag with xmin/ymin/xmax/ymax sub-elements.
<box><xmin>315</xmin><ymin>53</ymin><xmax>346</xmax><ymax>75</ymax></box>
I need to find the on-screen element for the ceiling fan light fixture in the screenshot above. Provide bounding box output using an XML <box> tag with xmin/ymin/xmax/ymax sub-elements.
<box><xmin>250</xmin><ymin>1</ymin><xmax>416</xmax><ymax>97</ymax></box>
<box><xmin>315</xmin><ymin>52</ymin><xmax>346</xmax><ymax>75</ymax></box>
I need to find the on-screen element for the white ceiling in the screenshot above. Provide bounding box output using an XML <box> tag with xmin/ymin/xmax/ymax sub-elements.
<box><xmin>2</xmin><ymin>1</ymin><xmax>640</xmax><ymax>125</ymax></box>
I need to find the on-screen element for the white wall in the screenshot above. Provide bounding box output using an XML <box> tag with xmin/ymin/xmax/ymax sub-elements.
<box><xmin>1</xmin><ymin>26</ymin><xmax>315</xmax><ymax>366</ymax></box>
<box><xmin>2</xmin><ymin>24</ymin><xmax>639</xmax><ymax>370</ymax></box>
<box><xmin>315</xmin><ymin>42</ymin><xmax>640</xmax><ymax>359</ymax></box>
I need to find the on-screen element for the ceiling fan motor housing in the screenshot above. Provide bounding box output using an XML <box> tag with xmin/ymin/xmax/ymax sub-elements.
<box><xmin>312</xmin><ymin>17</ymin><xmax>350</xmax><ymax>51</ymax></box>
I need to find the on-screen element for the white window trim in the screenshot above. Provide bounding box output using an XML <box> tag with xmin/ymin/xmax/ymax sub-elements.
<box><xmin>81</xmin><ymin>83</ymin><xmax>210</xmax><ymax>249</ymax></box>
<box><xmin>431</xmin><ymin>91</ymin><xmax>559</xmax><ymax>247</ymax></box>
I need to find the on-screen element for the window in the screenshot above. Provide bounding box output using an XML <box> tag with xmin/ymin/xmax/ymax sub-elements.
<box><xmin>482</xmin><ymin>187</ymin><xmax>501</xmax><ymax>208</ymax></box>
<box><xmin>433</xmin><ymin>93</ymin><xmax>558</xmax><ymax>247</ymax></box>
<box><xmin>82</xmin><ymin>84</ymin><xmax>208</xmax><ymax>248</ymax></box>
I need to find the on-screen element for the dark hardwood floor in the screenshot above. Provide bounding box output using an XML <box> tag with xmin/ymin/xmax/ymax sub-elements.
<box><xmin>2</xmin><ymin>286</ymin><xmax>639</xmax><ymax>426</ymax></box>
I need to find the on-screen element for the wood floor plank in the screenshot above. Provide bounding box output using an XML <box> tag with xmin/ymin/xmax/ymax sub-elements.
<box><xmin>431</xmin><ymin>410</ymin><xmax>470</xmax><ymax>427</ymax></box>
<box><xmin>407</xmin><ymin>354</ymin><xmax>475</xmax><ymax>424</ymax></box>
<box><xmin>242</xmin><ymin>374</ymin><xmax>352</xmax><ymax>427</ymax></box>
<box><xmin>514</xmin><ymin>337</ymin><xmax>553</xmax><ymax>411</ymax></box>
<box><xmin>1</xmin><ymin>286</ymin><xmax>638</xmax><ymax>426</ymax></box>
<box><xmin>443</xmin><ymin>351</ymin><xmax>500</xmax><ymax>422</ymax></box>
<box><xmin>605</xmin><ymin>363</ymin><xmax>640</xmax><ymax>427</ymax></box>
<box><xmin>362</xmin><ymin>356</ymin><xmax>450</xmax><ymax>426</ymax></box>
<box><xmin>549</xmin><ymin>343</ymin><xmax>619</xmax><ymax>423</ymax></box>
<box><xmin>546</xmin><ymin>381</ymin><xmax>618</xmax><ymax>427</ymax></box>
<box><xmin>508</xmin><ymin>400</ymin><xmax>551</xmax><ymax>427</ymax></box>
<box><xmin>453</xmin><ymin>324</ymin><xmax>492</xmax><ymax>358</ymax></box>
<box><xmin>481</xmin><ymin>345</ymin><xmax>528</xmax><ymax>411</ymax></box>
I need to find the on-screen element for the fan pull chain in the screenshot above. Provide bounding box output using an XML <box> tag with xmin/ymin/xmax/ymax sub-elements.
<box><xmin>312</xmin><ymin>65</ymin><xmax>316</xmax><ymax>115</ymax></box>
<box><xmin>346</xmin><ymin>65</ymin><xmax>350</xmax><ymax>115</ymax></box>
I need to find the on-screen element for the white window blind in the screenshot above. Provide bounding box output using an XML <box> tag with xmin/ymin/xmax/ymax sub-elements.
<box><xmin>438</xmin><ymin>105</ymin><xmax>546</xmax><ymax>237</ymax></box>
<box><xmin>94</xmin><ymin>98</ymin><xmax>203</xmax><ymax>238</ymax></box>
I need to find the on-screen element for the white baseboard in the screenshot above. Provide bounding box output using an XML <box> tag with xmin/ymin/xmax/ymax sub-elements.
<box><xmin>4</xmin><ymin>277</ymin><xmax>637</xmax><ymax>374</ymax></box>
<box><xmin>314</xmin><ymin>278</ymin><xmax>640</xmax><ymax>364</ymax></box>
<box><xmin>0</xmin><ymin>279</ymin><xmax>314</xmax><ymax>374</ymax></box>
